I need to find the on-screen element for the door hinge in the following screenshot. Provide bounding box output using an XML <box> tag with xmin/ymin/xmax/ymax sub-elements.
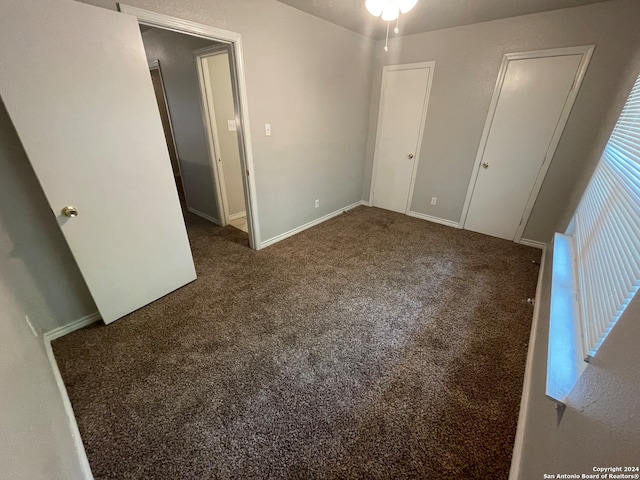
<box><xmin>518</xmin><ymin>217</ymin><xmax>523</xmax><ymax>226</ymax></box>
<box><xmin>246</xmin><ymin>169</ymin><xmax>250</xmax><ymax>176</ymax></box>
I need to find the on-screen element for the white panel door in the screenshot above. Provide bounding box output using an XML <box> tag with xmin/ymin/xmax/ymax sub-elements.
<box><xmin>372</xmin><ymin>65</ymin><xmax>432</xmax><ymax>213</ymax></box>
<box><xmin>464</xmin><ymin>54</ymin><xmax>582</xmax><ymax>240</ymax></box>
<box><xmin>0</xmin><ymin>0</ymin><xmax>197</xmax><ymax>324</ymax></box>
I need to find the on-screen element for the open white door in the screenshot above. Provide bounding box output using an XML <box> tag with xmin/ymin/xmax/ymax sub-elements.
<box><xmin>0</xmin><ymin>0</ymin><xmax>197</xmax><ymax>324</ymax></box>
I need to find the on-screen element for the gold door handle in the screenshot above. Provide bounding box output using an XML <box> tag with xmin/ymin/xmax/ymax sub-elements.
<box><xmin>408</xmin><ymin>153</ymin><xmax>414</xmax><ymax>159</ymax></box>
<box><xmin>62</xmin><ymin>206</ymin><xmax>79</xmax><ymax>218</ymax></box>
<box><xmin>482</xmin><ymin>162</ymin><xmax>489</xmax><ymax>169</ymax></box>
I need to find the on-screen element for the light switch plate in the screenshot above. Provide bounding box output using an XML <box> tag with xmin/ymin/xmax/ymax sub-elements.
<box><xmin>227</xmin><ymin>120</ymin><xmax>237</xmax><ymax>132</ymax></box>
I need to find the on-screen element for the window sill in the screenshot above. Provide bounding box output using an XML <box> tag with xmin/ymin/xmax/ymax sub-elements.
<box><xmin>546</xmin><ymin>233</ymin><xmax>587</xmax><ymax>406</ymax></box>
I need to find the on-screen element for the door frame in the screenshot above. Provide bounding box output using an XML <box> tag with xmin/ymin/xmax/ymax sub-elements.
<box><xmin>148</xmin><ymin>59</ymin><xmax>185</xmax><ymax>182</ymax></box>
<box><xmin>194</xmin><ymin>45</ymin><xmax>240</xmax><ymax>227</ymax></box>
<box><xmin>118</xmin><ymin>4</ymin><xmax>261</xmax><ymax>249</ymax></box>
<box><xmin>459</xmin><ymin>45</ymin><xmax>594</xmax><ymax>242</ymax></box>
<box><xmin>369</xmin><ymin>61</ymin><xmax>435</xmax><ymax>213</ymax></box>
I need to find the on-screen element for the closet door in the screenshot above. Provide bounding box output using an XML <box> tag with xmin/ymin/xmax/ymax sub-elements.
<box><xmin>463</xmin><ymin>48</ymin><xmax>592</xmax><ymax>241</ymax></box>
<box><xmin>371</xmin><ymin>63</ymin><xmax>434</xmax><ymax>213</ymax></box>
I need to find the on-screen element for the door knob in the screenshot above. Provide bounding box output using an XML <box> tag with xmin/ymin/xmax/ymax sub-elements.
<box><xmin>62</xmin><ymin>206</ymin><xmax>79</xmax><ymax>218</ymax></box>
<box><xmin>482</xmin><ymin>162</ymin><xmax>489</xmax><ymax>169</ymax></box>
<box><xmin>408</xmin><ymin>153</ymin><xmax>414</xmax><ymax>159</ymax></box>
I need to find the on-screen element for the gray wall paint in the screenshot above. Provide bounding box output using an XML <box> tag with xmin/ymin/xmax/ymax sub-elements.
<box><xmin>1</xmin><ymin>102</ymin><xmax>91</xmax><ymax>477</ymax></box>
<box><xmin>363</xmin><ymin>0</ymin><xmax>640</xmax><ymax>243</ymax></box>
<box><xmin>0</xmin><ymin>299</ymin><xmax>90</xmax><ymax>479</ymax></box>
<box><xmin>141</xmin><ymin>28</ymin><xmax>220</xmax><ymax>220</ymax></box>
<box><xmin>0</xmin><ymin>0</ymin><xmax>373</xmax><ymax>332</ymax></box>
<box><xmin>1</xmin><ymin>1</ymin><xmax>638</xmax><ymax>477</ymax></box>
<box><xmin>206</xmin><ymin>51</ymin><xmax>245</xmax><ymax>217</ymax></box>
<box><xmin>82</xmin><ymin>0</ymin><xmax>375</xmax><ymax>242</ymax></box>
<box><xmin>0</xmin><ymin>3</ymin><xmax>374</xmax><ymax>474</ymax></box>
<box><xmin>514</xmin><ymin>241</ymin><xmax>640</xmax><ymax>478</ymax></box>
<box><xmin>0</xmin><ymin>100</ymin><xmax>96</xmax><ymax>332</ymax></box>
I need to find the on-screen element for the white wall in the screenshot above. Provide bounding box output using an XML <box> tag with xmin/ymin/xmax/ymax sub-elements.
<box><xmin>141</xmin><ymin>28</ymin><xmax>220</xmax><ymax>220</ymax></box>
<box><xmin>205</xmin><ymin>51</ymin><xmax>245</xmax><ymax>217</ymax></box>
<box><xmin>363</xmin><ymin>0</ymin><xmax>640</xmax><ymax>243</ymax></box>
<box><xmin>513</xmin><ymin>241</ymin><xmax>640</xmax><ymax>478</ymax></box>
<box><xmin>82</xmin><ymin>0</ymin><xmax>375</xmax><ymax>242</ymax></box>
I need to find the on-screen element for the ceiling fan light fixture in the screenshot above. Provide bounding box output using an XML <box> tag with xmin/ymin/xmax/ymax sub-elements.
<box><xmin>365</xmin><ymin>0</ymin><xmax>384</xmax><ymax>17</ymax></box>
<box><xmin>366</xmin><ymin>0</ymin><xmax>419</xmax><ymax>52</ymax></box>
<box><xmin>381</xmin><ymin>2</ymin><xmax>400</xmax><ymax>21</ymax></box>
<box><xmin>398</xmin><ymin>0</ymin><xmax>418</xmax><ymax>14</ymax></box>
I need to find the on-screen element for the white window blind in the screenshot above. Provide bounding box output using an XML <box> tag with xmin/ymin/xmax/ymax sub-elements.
<box><xmin>571</xmin><ymin>73</ymin><xmax>640</xmax><ymax>359</ymax></box>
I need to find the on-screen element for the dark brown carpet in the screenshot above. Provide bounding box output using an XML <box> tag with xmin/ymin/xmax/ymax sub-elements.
<box><xmin>53</xmin><ymin>206</ymin><xmax>540</xmax><ymax>480</ymax></box>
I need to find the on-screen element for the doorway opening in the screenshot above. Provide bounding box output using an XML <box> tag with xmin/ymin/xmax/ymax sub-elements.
<box><xmin>195</xmin><ymin>45</ymin><xmax>249</xmax><ymax>233</ymax></box>
<box><xmin>123</xmin><ymin>4</ymin><xmax>261</xmax><ymax>248</ymax></box>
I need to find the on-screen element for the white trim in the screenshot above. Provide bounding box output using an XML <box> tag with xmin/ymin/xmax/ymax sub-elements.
<box><xmin>118</xmin><ymin>4</ymin><xmax>261</xmax><ymax>249</ymax></box>
<box><xmin>509</xmin><ymin>246</ymin><xmax>547</xmax><ymax>480</ymax></box>
<box><xmin>147</xmin><ymin>60</ymin><xmax>185</xmax><ymax>186</ymax></box>
<box><xmin>369</xmin><ymin>62</ymin><xmax>435</xmax><ymax>212</ymax></box>
<box><xmin>260</xmin><ymin>201</ymin><xmax>366</xmax><ymax>248</ymax></box>
<box><xmin>519</xmin><ymin>238</ymin><xmax>546</xmax><ymax>250</ymax></box>
<box><xmin>459</xmin><ymin>45</ymin><xmax>595</xmax><ymax>242</ymax></box>
<box><xmin>44</xmin><ymin>337</ymin><xmax>95</xmax><ymax>479</ymax></box>
<box><xmin>229</xmin><ymin>211</ymin><xmax>246</xmax><ymax>221</ymax></box>
<box><xmin>360</xmin><ymin>200</ymin><xmax>370</xmax><ymax>207</ymax></box>
<box><xmin>546</xmin><ymin>233</ymin><xmax>586</xmax><ymax>405</ymax></box>
<box><xmin>187</xmin><ymin>207</ymin><xmax>221</xmax><ymax>225</ymax></box>
<box><xmin>195</xmin><ymin>53</ymin><xmax>230</xmax><ymax>225</ymax></box>
<box><xmin>406</xmin><ymin>210</ymin><xmax>460</xmax><ymax>229</ymax></box>
<box><xmin>44</xmin><ymin>312</ymin><xmax>102</xmax><ymax>342</ymax></box>
<box><xmin>404</xmin><ymin>63</ymin><xmax>435</xmax><ymax>214</ymax></box>
<box><xmin>193</xmin><ymin>45</ymin><xmax>228</xmax><ymax>57</ymax></box>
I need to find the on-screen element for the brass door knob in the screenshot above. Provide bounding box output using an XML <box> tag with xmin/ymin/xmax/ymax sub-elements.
<box><xmin>482</xmin><ymin>162</ymin><xmax>489</xmax><ymax>169</ymax></box>
<box><xmin>408</xmin><ymin>153</ymin><xmax>414</xmax><ymax>159</ymax></box>
<box><xmin>62</xmin><ymin>206</ymin><xmax>79</xmax><ymax>218</ymax></box>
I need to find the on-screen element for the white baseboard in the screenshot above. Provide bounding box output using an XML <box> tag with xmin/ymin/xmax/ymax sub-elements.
<box><xmin>360</xmin><ymin>200</ymin><xmax>370</xmax><ymax>206</ymax></box>
<box><xmin>228</xmin><ymin>211</ymin><xmax>246</xmax><ymax>221</ymax></box>
<box><xmin>509</xmin><ymin>245</ymin><xmax>547</xmax><ymax>480</ymax></box>
<box><xmin>519</xmin><ymin>238</ymin><xmax>546</xmax><ymax>250</ymax></box>
<box><xmin>187</xmin><ymin>207</ymin><xmax>221</xmax><ymax>225</ymax></box>
<box><xmin>44</xmin><ymin>312</ymin><xmax>101</xmax><ymax>342</ymax></box>
<box><xmin>406</xmin><ymin>210</ymin><xmax>461</xmax><ymax>229</ymax></box>
<box><xmin>260</xmin><ymin>200</ymin><xmax>366</xmax><ymax>248</ymax></box>
<box><xmin>44</xmin><ymin>332</ymin><xmax>95</xmax><ymax>479</ymax></box>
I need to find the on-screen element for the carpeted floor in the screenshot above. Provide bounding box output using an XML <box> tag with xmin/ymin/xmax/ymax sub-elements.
<box><xmin>53</xmin><ymin>206</ymin><xmax>540</xmax><ymax>479</ymax></box>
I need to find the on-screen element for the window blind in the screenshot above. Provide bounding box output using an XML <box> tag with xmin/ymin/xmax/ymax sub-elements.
<box><xmin>571</xmin><ymin>73</ymin><xmax>640</xmax><ymax>359</ymax></box>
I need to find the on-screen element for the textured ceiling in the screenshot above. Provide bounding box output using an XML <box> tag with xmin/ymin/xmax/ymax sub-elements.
<box><xmin>275</xmin><ymin>0</ymin><xmax>610</xmax><ymax>39</ymax></box>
